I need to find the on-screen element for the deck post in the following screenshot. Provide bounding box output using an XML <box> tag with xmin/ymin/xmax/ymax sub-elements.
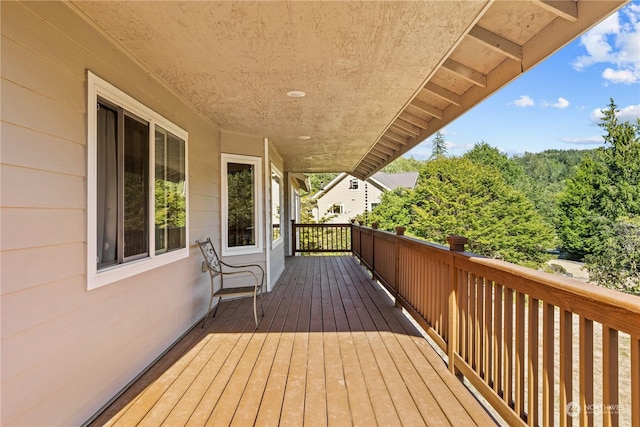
<box><xmin>447</xmin><ymin>235</ymin><xmax>467</xmax><ymax>376</ymax></box>
<box><xmin>291</xmin><ymin>219</ymin><xmax>297</xmax><ymax>255</ymax></box>
<box><xmin>371</xmin><ymin>222</ymin><xmax>378</xmax><ymax>277</ymax></box>
<box><xmin>394</xmin><ymin>226</ymin><xmax>405</xmax><ymax>308</ymax></box>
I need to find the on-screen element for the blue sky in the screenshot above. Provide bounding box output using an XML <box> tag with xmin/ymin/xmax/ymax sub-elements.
<box><xmin>409</xmin><ymin>1</ymin><xmax>640</xmax><ymax>159</ymax></box>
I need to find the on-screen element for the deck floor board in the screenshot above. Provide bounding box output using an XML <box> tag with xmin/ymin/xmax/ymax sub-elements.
<box><xmin>91</xmin><ymin>256</ymin><xmax>497</xmax><ymax>426</ymax></box>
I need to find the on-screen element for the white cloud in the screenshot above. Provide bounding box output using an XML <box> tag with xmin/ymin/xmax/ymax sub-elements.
<box><xmin>572</xmin><ymin>5</ymin><xmax>640</xmax><ymax>84</ymax></box>
<box><xmin>618</xmin><ymin>104</ymin><xmax>640</xmax><ymax>122</ymax></box>
<box><xmin>560</xmin><ymin>136</ymin><xmax>603</xmax><ymax>145</ymax></box>
<box><xmin>512</xmin><ymin>95</ymin><xmax>535</xmax><ymax>107</ymax></box>
<box><xmin>544</xmin><ymin>97</ymin><xmax>570</xmax><ymax>109</ymax></box>
<box><xmin>590</xmin><ymin>104</ymin><xmax>640</xmax><ymax>124</ymax></box>
<box><xmin>602</xmin><ymin>68</ymin><xmax>639</xmax><ymax>84</ymax></box>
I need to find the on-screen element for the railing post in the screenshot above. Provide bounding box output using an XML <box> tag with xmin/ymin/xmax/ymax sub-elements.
<box><xmin>371</xmin><ymin>222</ymin><xmax>378</xmax><ymax>277</ymax></box>
<box><xmin>394</xmin><ymin>226</ymin><xmax>405</xmax><ymax>308</ymax></box>
<box><xmin>291</xmin><ymin>219</ymin><xmax>296</xmax><ymax>255</ymax></box>
<box><xmin>447</xmin><ymin>235</ymin><xmax>468</xmax><ymax>376</ymax></box>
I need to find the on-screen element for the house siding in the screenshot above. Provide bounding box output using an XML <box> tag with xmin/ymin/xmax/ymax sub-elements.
<box><xmin>315</xmin><ymin>177</ymin><xmax>384</xmax><ymax>223</ymax></box>
<box><xmin>1</xmin><ymin>2</ymin><xmax>220</xmax><ymax>425</ymax></box>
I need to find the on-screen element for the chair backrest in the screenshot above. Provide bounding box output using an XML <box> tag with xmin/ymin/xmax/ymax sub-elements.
<box><xmin>196</xmin><ymin>238</ymin><xmax>222</xmax><ymax>274</ymax></box>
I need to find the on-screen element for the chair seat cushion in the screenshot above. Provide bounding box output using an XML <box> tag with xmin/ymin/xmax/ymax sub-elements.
<box><xmin>213</xmin><ymin>286</ymin><xmax>256</xmax><ymax>297</ymax></box>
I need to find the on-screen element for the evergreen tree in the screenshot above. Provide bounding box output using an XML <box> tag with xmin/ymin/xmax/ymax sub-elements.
<box><xmin>556</xmin><ymin>99</ymin><xmax>640</xmax><ymax>261</ymax></box>
<box><xmin>410</xmin><ymin>158</ymin><xmax>553</xmax><ymax>267</ymax></box>
<box><xmin>429</xmin><ymin>131</ymin><xmax>448</xmax><ymax>160</ymax></box>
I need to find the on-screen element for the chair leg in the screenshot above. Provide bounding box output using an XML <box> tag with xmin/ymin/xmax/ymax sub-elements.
<box><xmin>202</xmin><ymin>279</ymin><xmax>215</xmax><ymax>329</ymax></box>
<box><xmin>253</xmin><ymin>295</ymin><xmax>258</xmax><ymax>329</ymax></box>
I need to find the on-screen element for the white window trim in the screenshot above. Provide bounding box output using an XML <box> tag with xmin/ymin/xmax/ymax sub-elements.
<box><xmin>87</xmin><ymin>71</ymin><xmax>189</xmax><ymax>290</ymax></box>
<box><xmin>271</xmin><ymin>163</ymin><xmax>284</xmax><ymax>249</ymax></box>
<box><xmin>221</xmin><ymin>153</ymin><xmax>263</xmax><ymax>256</ymax></box>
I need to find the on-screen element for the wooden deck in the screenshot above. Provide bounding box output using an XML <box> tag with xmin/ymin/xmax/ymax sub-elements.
<box><xmin>91</xmin><ymin>256</ymin><xmax>497</xmax><ymax>426</ymax></box>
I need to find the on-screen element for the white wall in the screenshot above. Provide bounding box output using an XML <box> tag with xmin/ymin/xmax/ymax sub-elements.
<box><xmin>315</xmin><ymin>177</ymin><xmax>384</xmax><ymax>223</ymax></box>
<box><xmin>1</xmin><ymin>2</ymin><xmax>220</xmax><ymax>424</ymax></box>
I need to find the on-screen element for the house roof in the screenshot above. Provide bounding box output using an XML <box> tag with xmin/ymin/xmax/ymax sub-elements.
<box><xmin>71</xmin><ymin>1</ymin><xmax>627</xmax><ymax>179</ymax></box>
<box><xmin>370</xmin><ymin>171</ymin><xmax>419</xmax><ymax>192</ymax></box>
<box><xmin>312</xmin><ymin>171</ymin><xmax>418</xmax><ymax>200</ymax></box>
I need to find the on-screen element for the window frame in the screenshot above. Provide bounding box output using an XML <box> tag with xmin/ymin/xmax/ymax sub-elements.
<box><xmin>221</xmin><ymin>153</ymin><xmax>263</xmax><ymax>256</ymax></box>
<box><xmin>270</xmin><ymin>163</ymin><xmax>284</xmax><ymax>248</ymax></box>
<box><xmin>87</xmin><ymin>71</ymin><xmax>189</xmax><ymax>290</ymax></box>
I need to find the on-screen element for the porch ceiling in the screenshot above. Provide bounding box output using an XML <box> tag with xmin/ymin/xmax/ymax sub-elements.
<box><xmin>71</xmin><ymin>1</ymin><xmax>626</xmax><ymax>179</ymax></box>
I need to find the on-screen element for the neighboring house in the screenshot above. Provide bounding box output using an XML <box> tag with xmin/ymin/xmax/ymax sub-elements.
<box><xmin>0</xmin><ymin>1</ymin><xmax>624</xmax><ymax>425</ymax></box>
<box><xmin>312</xmin><ymin>171</ymin><xmax>418</xmax><ymax>223</ymax></box>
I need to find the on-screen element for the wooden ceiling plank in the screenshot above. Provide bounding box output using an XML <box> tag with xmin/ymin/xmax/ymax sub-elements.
<box><xmin>399</xmin><ymin>111</ymin><xmax>429</xmax><ymax>129</ymax></box>
<box><xmin>409</xmin><ymin>99</ymin><xmax>443</xmax><ymax>120</ymax></box>
<box><xmin>424</xmin><ymin>82</ymin><xmax>462</xmax><ymax>106</ymax></box>
<box><xmin>383</xmin><ymin>132</ymin><xmax>408</xmax><ymax>145</ymax></box>
<box><xmin>468</xmin><ymin>25</ymin><xmax>523</xmax><ymax>61</ymax></box>
<box><xmin>534</xmin><ymin>0</ymin><xmax>578</xmax><ymax>22</ymax></box>
<box><xmin>442</xmin><ymin>58</ymin><xmax>487</xmax><ymax>88</ymax></box>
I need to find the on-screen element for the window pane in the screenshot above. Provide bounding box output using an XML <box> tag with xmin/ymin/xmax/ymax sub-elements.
<box><xmin>271</xmin><ymin>170</ymin><xmax>281</xmax><ymax>242</ymax></box>
<box><xmin>97</xmin><ymin>104</ymin><xmax>118</xmax><ymax>269</ymax></box>
<box><xmin>123</xmin><ymin>115</ymin><xmax>149</xmax><ymax>259</ymax></box>
<box><xmin>155</xmin><ymin>128</ymin><xmax>186</xmax><ymax>254</ymax></box>
<box><xmin>227</xmin><ymin>162</ymin><xmax>255</xmax><ymax>247</ymax></box>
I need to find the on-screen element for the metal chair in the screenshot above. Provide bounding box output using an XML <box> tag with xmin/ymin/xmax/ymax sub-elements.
<box><xmin>196</xmin><ymin>238</ymin><xmax>265</xmax><ymax>328</ymax></box>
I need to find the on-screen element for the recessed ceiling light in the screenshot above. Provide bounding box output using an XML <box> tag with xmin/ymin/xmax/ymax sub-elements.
<box><xmin>298</xmin><ymin>135</ymin><xmax>311</xmax><ymax>140</ymax></box>
<box><xmin>287</xmin><ymin>90</ymin><xmax>306</xmax><ymax>98</ymax></box>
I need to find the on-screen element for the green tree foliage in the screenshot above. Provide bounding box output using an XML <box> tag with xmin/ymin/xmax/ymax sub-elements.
<box><xmin>382</xmin><ymin>156</ymin><xmax>423</xmax><ymax>173</ymax></box>
<box><xmin>585</xmin><ymin>218</ymin><xmax>640</xmax><ymax>296</ymax></box>
<box><xmin>410</xmin><ymin>158</ymin><xmax>554</xmax><ymax>266</ymax></box>
<box><xmin>368</xmin><ymin>187</ymin><xmax>414</xmax><ymax>230</ymax></box>
<box><xmin>308</xmin><ymin>173</ymin><xmax>339</xmax><ymax>194</ymax></box>
<box><xmin>429</xmin><ymin>131</ymin><xmax>448</xmax><ymax>160</ymax></box>
<box><xmin>557</xmin><ymin>99</ymin><xmax>640</xmax><ymax>262</ymax></box>
<box><xmin>463</xmin><ymin>142</ymin><xmax>529</xmax><ymax>189</ymax></box>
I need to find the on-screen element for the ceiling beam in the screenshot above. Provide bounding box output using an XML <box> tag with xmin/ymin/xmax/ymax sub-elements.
<box><xmin>360</xmin><ymin>157</ymin><xmax>379</xmax><ymax>170</ymax></box>
<box><xmin>383</xmin><ymin>132</ymin><xmax>407</xmax><ymax>146</ymax></box>
<box><xmin>399</xmin><ymin>111</ymin><xmax>429</xmax><ymax>129</ymax></box>
<box><xmin>367</xmin><ymin>150</ymin><xmax>387</xmax><ymax>162</ymax></box>
<box><xmin>391</xmin><ymin>121</ymin><xmax>420</xmax><ymax>138</ymax></box>
<box><xmin>442</xmin><ymin>58</ymin><xmax>487</xmax><ymax>87</ymax></box>
<box><xmin>378</xmin><ymin>138</ymin><xmax>402</xmax><ymax>151</ymax></box>
<box><xmin>533</xmin><ymin>0</ymin><xmax>578</xmax><ymax>22</ymax></box>
<box><xmin>423</xmin><ymin>82</ymin><xmax>462</xmax><ymax>106</ymax></box>
<box><xmin>372</xmin><ymin>144</ymin><xmax>395</xmax><ymax>157</ymax></box>
<box><xmin>468</xmin><ymin>25</ymin><xmax>523</xmax><ymax>61</ymax></box>
<box><xmin>408</xmin><ymin>99</ymin><xmax>443</xmax><ymax>120</ymax></box>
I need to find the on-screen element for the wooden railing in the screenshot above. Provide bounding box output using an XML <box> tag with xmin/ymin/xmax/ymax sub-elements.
<box><xmin>350</xmin><ymin>223</ymin><xmax>640</xmax><ymax>427</ymax></box>
<box><xmin>291</xmin><ymin>220</ymin><xmax>352</xmax><ymax>253</ymax></box>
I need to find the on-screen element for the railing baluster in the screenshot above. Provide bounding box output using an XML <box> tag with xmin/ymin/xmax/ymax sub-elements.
<box><xmin>543</xmin><ymin>303</ymin><xmax>555</xmax><ymax>427</ymax></box>
<box><xmin>528</xmin><ymin>297</ymin><xmax>539</xmax><ymax>427</ymax></box>
<box><xmin>560</xmin><ymin>310</ymin><xmax>573</xmax><ymax>427</ymax></box>
<box><xmin>493</xmin><ymin>282</ymin><xmax>503</xmax><ymax>397</ymax></box>
<box><xmin>504</xmin><ymin>288</ymin><xmax>514</xmax><ymax>409</ymax></box>
<box><xmin>602</xmin><ymin>325</ymin><xmax>619</xmax><ymax>427</ymax></box>
<box><xmin>516</xmin><ymin>291</ymin><xmax>526</xmax><ymax>419</ymax></box>
<box><xmin>580</xmin><ymin>317</ymin><xmax>594</xmax><ymax>427</ymax></box>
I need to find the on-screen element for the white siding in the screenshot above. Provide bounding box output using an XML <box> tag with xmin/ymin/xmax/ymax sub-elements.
<box><xmin>1</xmin><ymin>2</ymin><xmax>220</xmax><ymax>425</ymax></box>
<box><xmin>315</xmin><ymin>177</ymin><xmax>384</xmax><ymax>223</ymax></box>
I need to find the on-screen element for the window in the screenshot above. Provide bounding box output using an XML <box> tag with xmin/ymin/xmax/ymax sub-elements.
<box><xmin>271</xmin><ymin>164</ymin><xmax>283</xmax><ymax>245</ymax></box>
<box><xmin>88</xmin><ymin>72</ymin><xmax>188</xmax><ymax>289</ymax></box>
<box><xmin>330</xmin><ymin>204</ymin><xmax>344</xmax><ymax>214</ymax></box>
<box><xmin>349</xmin><ymin>179</ymin><xmax>359</xmax><ymax>190</ymax></box>
<box><xmin>222</xmin><ymin>154</ymin><xmax>263</xmax><ymax>256</ymax></box>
